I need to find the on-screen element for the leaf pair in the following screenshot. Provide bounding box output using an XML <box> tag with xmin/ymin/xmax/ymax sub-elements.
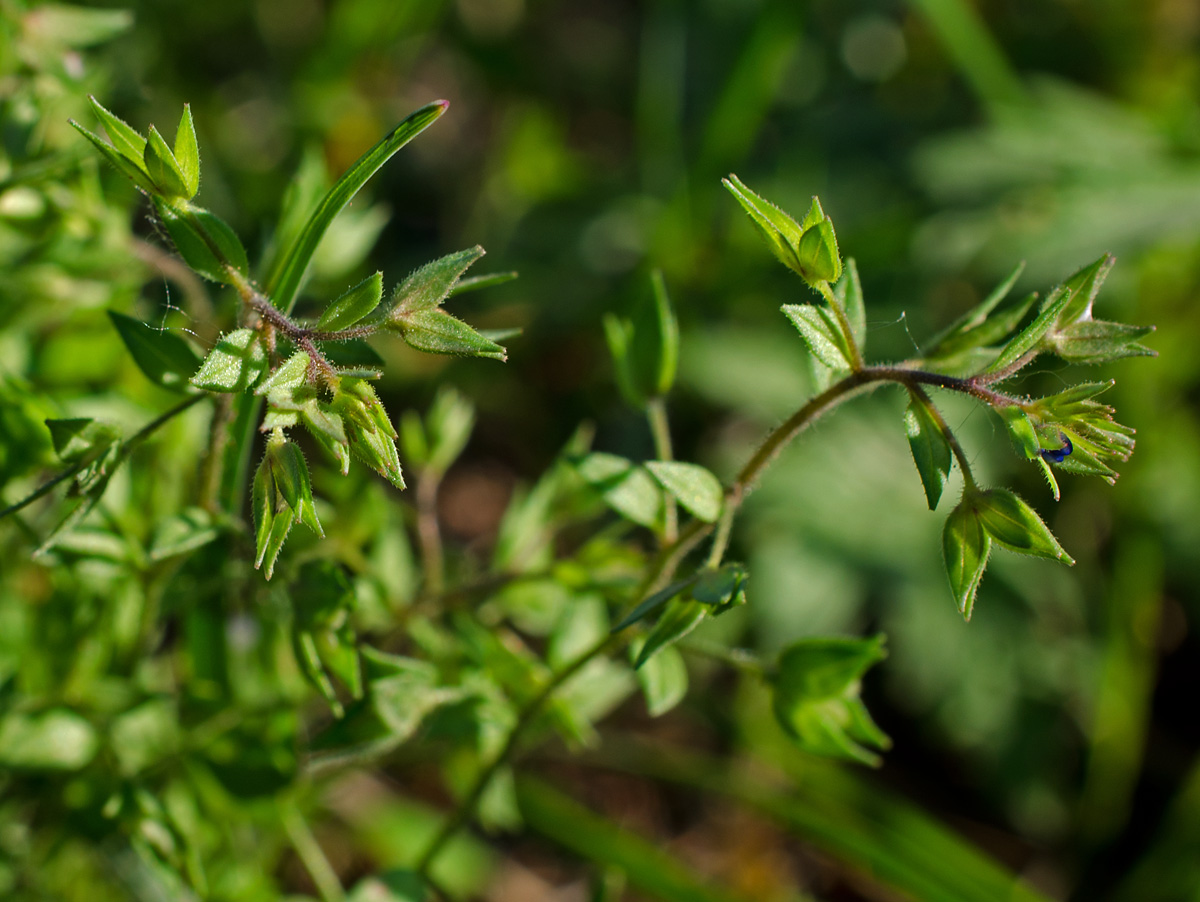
<box><xmin>771</xmin><ymin>634</ymin><xmax>891</xmax><ymax>767</ymax></box>
<box><xmin>252</xmin><ymin>433</ymin><xmax>322</xmax><ymax>579</ymax></box>
<box><xmin>380</xmin><ymin>246</ymin><xmax>507</xmax><ymax>361</ymax></box>
<box><xmin>604</xmin><ymin>270</ymin><xmax>679</xmax><ymax>408</ymax></box>
<box><xmin>943</xmin><ymin>488</ymin><xmax>1073</xmax><ymax>620</ymax></box>
<box><xmin>724</xmin><ymin>174</ymin><xmax>842</xmax><ymax>289</ymax></box>
<box><xmin>71</xmin><ymin>96</ymin><xmax>198</xmax><ymax>199</ymax></box>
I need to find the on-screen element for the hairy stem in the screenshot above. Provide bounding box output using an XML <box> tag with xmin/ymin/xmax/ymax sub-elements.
<box><xmin>413</xmin><ymin>359</ymin><xmax>1019</xmax><ymax>875</ymax></box>
<box><xmin>819</xmin><ymin>281</ymin><xmax>864</xmax><ymax>372</ymax></box>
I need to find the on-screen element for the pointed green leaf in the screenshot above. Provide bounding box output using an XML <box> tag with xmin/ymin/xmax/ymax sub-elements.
<box><xmin>942</xmin><ymin>500</ymin><xmax>991</xmax><ymax>620</ymax></box>
<box><xmin>192</xmin><ymin>329</ymin><xmax>266</xmax><ymax>392</ymax></box>
<box><xmin>317</xmin><ymin>271</ymin><xmax>384</xmax><ymax>331</ymax></box>
<box><xmin>450</xmin><ymin>270</ymin><xmax>519</xmax><ymax>296</ymax></box>
<box><xmin>259</xmin><ymin>505</ymin><xmax>293</xmax><ymax>580</ymax></box>
<box><xmin>603</xmin><ymin>314</ymin><xmax>642</xmax><ymax>408</ymax></box>
<box><xmin>997</xmin><ymin>405</ymin><xmax>1040</xmax><ymax>460</ymax></box>
<box><xmin>386</xmin><ymin>246</ymin><xmax>485</xmax><ymax>316</ymax></box>
<box><xmin>833</xmin><ymin>258</ymin><xmax>865</xmax><ymax>347</ymax></box>
<box><xmin>1050</xmin><ymin>320</ymin><xmax>1156</xmax><ymax>364</ymax></box>
<box><xmin>255</xmin><ymin>351</ymin><xmax>310</xmax><ymax>400</ymax></box>
<box><xmin>251</xmin><ymin>456</ymin><xmax>275</xmax><ymax>571</ymax></box>
<box><xmin>108</xmin><ymin>311</ymin><xmax>201</xmax><ymax>391</ymax></box>
<box><xmin>86</xmin><ymin>96</ymin><xmax>145</xmax><ymax>162</ymax></box>
<box><xmin>985</xmin><ymin>280</ymin><xmax>1076</xmax><ymax>376</ymax></box>
<box><xmin>1057</xmin><ymin>253</ymin><xmax>1115</xmax><ymax>325</ymax></box>
<box><xmin>632</xmin><ymin>642</ymin><xmax>688</xmax><ymax>717</ymax></box>
<box><xmin>796</xmin><ymin>218</ymin><xmax>841</xmax><ymax>284</ymax></box>
<box><xmin>70</xmin><ymin>120</ymin><xmax>156</xmax><ymax>192</ymax></box>
<box><xmin>270</xmin><ymin>440</ymin><xmax>323</xmax><ymax>535</ymax></box>
<box><xmin>425</xmin><ymin>387</ymin><xmax>475</xmax><ymax>474</ymax></box>
<box><xmin>634</xmin><ymin>599</ymin><xmax>706</xmax><ymax>669</ymax></box>
<box><xmin>155</xmin><ymin>200</ymin><xmax>249</xmax><ymax>283</ymax></box>
<box><xmin>903</xmin><ymin>397</ymin><xmax>952</xmax><ymax>510</ymax></box>
<box><xmin>923</xmin><ymin>262</ymin><xmax>1026</xmax><ymax>357</ymax></box>
<box><xmin>691</xmin><ymin>563</ymin><xmax>748</xmax><ymax>609</ymax></box>
<box><xmin>634</xmin><ymin>271</ymin><xmax>679</xmax><ymax>398</ymax></box>
<box><xmin>611</xmin><ymin>578</ymin><xmax>696</xmax><ymax>633</ymax></box>
<box><xmin>45</xmin><ymin>418</ymin><xmax>120</xmax><ymax>466</ymax></box>
<box><xmin>173</xmin><ymin>105</ymin><xmax>200</xmax><ymax>198</ymax></box>
<box><xmin>144</xmin><ymin>124</ymin><xmax>191</xmax><ymax>198</ymax></box>
<box><xmin>722</xmin><ymin>174</ymin><xmax>806</xmax><ymax>275</ymax></box>
<box><xmin>976</xmin><ymin>489</ymin><xmax>1074</xmax><ymax>564</ymax></box>
<box><xmin>394</xmin><ymin>307</ymin><xmax>507</xmax><ymax>361</ymax></box>
<box><xmin>772</xmin><ymin>635</ymin><xmax>890</xmax><ymax>767</ymax></box>
<box><xmin>268</xmin><ymin>100</ymin><xmax>450</xmax><ymax>313</ymax></box>
<box><xmin>574</xmin><ymin>452</ymin><xmax>663</xmax><ymax>530</ymax></box>
<box><xmin>782</xmin><ymin>303</ymin><xmax>852</xmax><ymax>370</ymax></box>
<box><xmin>645</xmin><ymin>461</ymin><xmax>723</xmax><ymax>523</ymax></box>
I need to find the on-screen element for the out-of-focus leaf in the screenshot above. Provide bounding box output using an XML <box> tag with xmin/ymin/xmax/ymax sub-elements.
<box><xmin>635</xmin><ymin>599</ymin><xmax>706</xmax><ymax>669</ymax></box>
<box><xmin>574</xmin><ymin>452</ymin><xmax>663</xmax><ymax>530</ymax></box>
<box><xmin>108</xmin><ymin>311</ymin><xmax>201</xmax><ymax>391</ymax></box>
<box><xmin>0</xmin><ymin>709</ymin><xmax>98</xmax><ymax>770</ymax></box>
<box><xmin>632</xmin><ymin>642</ymin><xmax>688</xmax><ymax>717</ymax></box>
<box><xmin>646</xmin><ymin>461</ymin><xmax>723</xmax><ymax>522</ymax></box>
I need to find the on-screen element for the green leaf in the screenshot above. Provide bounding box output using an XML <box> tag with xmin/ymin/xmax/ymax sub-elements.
<box><xmin>923</xmin><ymin>261</ymin><xmax>1027</xmax><ymax>358</ymax></box>
<box><xmin>976</xmin><ymin>489</ymin><xmax>1074</xmax><ymax>564</ymax></box>
<box><xmin>796</xmin><ymin>217</ymin><xmax>841</xmax><ymax>284</ymax></box>
<box><xmin>833</xmin><ymin>257</ymin><xmax>865</xmax><ymax>346</ymax></box>
<box><xmin>394</xmin><ymin>308</ymin><xmax>507</xmax><ymax>361</ymax></box>
<box><xmin>985</xmin><ymin>279</ymin><xmax>1076</xmax><ymax>376</ymax></box>
<box><xmin>155</xmin><ymin>200</ymin><xmax>249</xmax><ymax>283</ymax></box>
<box><xmin>251</xmin><ymin>455</ymin><xmax>277</xmax><ymax>573</ymax></box>
<box><xmin>772</xmin><ymin>635</ymin><xmax>890</xmax><ymax>767</ymax></box>
<box><xmin>645</xmin><ymin>461</ymin><xmax>723</xmax><ymax>522</ymax></box>
<box><xmin>255</xmin><ymin>351</ymin><xmax>310</xmax><ymax>400</ymax></box>
<box><xmin>317</xmin><ymin>271</ymin><xmax>384</xmax><ymax>331</ymax></box>
<box><xmin>45</xmin><ymin>417</ymin><xmax>120</xmax><ymax>466</ymax></box>
<box><xmin>69</xmin><ymin>119</ymin><xmax>157</xmax><ymax>193</ymax></box>
<box><xmin>782</xmin><ymin>303</ymin><xmax>852</xmax><ymax>370</ymax></box>
<box><xmin>173</xmin><ymin>105</ymin><xmax>200</xmax><ymax>198</ymax></box>
<box><xmin>612</xmin><ymin>578</ymin><xmax>695</xmax><ymax>633</ymax></box>
<box><xmin>603</xmin><ymin>314</ymin><xmax>642</xmax><ymax>408</ymax></box>
<box><xmin>269</xmin><ymin>439</ymin><xmax>323</xmax><ymax>535</ymax></box>
<box><xmin>942</xmin><ymin>500</ymin><xmax>991</xmax><ymax>620</ymax></box>
<box><xmin>386</xmin><ymin>246</ymin><xmax>485</xmax><ymax>316</ymax></box>
<box><xmin>574</xmin><ymin>452</ymin><xmax>663</xmax><ymax>530</ymax></box>
<box><xmin>85</xmin><ymin>95</ymin><xmax>146</xmax><ymax>164</ymax></box>
<box><xmin>691</xmin><ymin>563</ymin><xmax>749</xmax><ymax>610</ymax></box>
<box><xmin>30</xmin><ymin>8</ymin><xmax>133</xmax><ymax>47</ymax></box>
<box><xmin>632</xmin><ymin>270</ymin><xmax>680</xmax><ymax>398</ymax></box>
<box><xmin>144</xmin><ymin>123</ymin><xmax>191</xmax><ymax>198</ymax></box>
<box><xmin>633</xmin><ymin>643</ymin><xmax>688</xmax><ymax>717</ymax></box>
<box><xmin>269</xmin><ymin>100</ymin><xmax>449</xmax><ymax>312</ymax></box>
<box><xmin>149</xmin><ymin>507</ymin><xmax>224</xmax><ymax>561</ymax></box>
<box><xmin>723</xmin><ymin>174</ymin><xmax>807</xmax><ymax>275</ymax></box>
<box><xmin>904</xmin><ymin>396</ymin><xmax>953</xmax><ymax>510</ymax></box>
<box><xmin>451</xmin><ymin>270</ymin><xmax>519</xmax><ymax>296</ymax></box>
<box><xmin>635</xmin><ymin>599</ymin><xmax>706</xmax><ymax>669</ymax></box>
<box><xmin>108</xmin><ymin>311</ymin><xmax>201</xmax><ymax>391</ymax></box>
<box><xmin>424</xmin><ymin>387</ymin><xmax>475</xmax><ymax>474</ymax></box>
<box><xmin>0</xmin><ymin>709</ymin><xmax>98</xmax><ymax>770</ymax></box>
<box><xmin>997</xmin><ymin>405</ymin><xmax>1041</xmax><ymax>460</ymax></box>
<box><xmin>1050</xmin><ymin>320</ymin><xmax>1156</xmax><ymax>364</ymax></box>
<box><xmin>191</xmin><ymin>329</ymin><xmax>266</xmax><ymax>392</ymax></box>
<box><xmin>348</xmin><ymin>870</ymin><xmax>428</xmax><ymax>902</ymax></box>
<box><xmin>1057</xmin><ymin>253</ymin><xmax>1115</xmax><ymax>325</ymax></box>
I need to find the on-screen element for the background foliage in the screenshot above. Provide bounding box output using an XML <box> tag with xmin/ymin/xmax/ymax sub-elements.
<box><xmin>2</xmin><ymin>0</ymin><xmax>1198</xmax><ymax>899</ymax></box>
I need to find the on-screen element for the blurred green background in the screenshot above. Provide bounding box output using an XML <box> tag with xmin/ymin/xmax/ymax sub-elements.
<box><xmin>4</xmin><ymin>0</ymin><xmax>1200</xmax><ymax>898</ymax></box>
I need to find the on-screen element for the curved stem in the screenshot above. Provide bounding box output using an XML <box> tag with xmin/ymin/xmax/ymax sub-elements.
<box><xmin>818</xmin><ymin>281</ymin><xmax>864</xmax><ymax>372</ymax></box>
<box><xmin>907</xmin><ymin>384</ymin><xmax>979</xmax><ymax>492</ymax></box>
<box><xmin>413</xmin><ymin>359</ymin><xmax>1018</xmax><ymax>876</ymax></box>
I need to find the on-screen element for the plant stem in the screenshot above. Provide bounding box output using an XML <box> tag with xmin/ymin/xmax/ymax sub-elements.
<box><xmin>280</xmin><ymin>800</ymin><xmax>345</xmax><ymax>902</ymax></box>
<box><xmin>416</xmin><ymin>469</ymin><xmax>445</xmax><ymax>599</ymax></box>
<box><xmin>819</xmin><ymin>281</ymin><xmax>864</xmax><ymax>372</ymax></box>
<box><xmin>645</xmin><ymin>396</ymin><xmax>677</xmax><ymax>543</ymax></box>
<box><xmin>414</xmin><ymin>359</ymin><xmax>1019</xmax><ymax>876</ymax></box>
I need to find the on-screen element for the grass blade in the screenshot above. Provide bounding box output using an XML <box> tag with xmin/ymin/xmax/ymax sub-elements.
<box><xmin>266</xmin><ymin>100</ymin><xmax>449</xmax><ymax>313</ymax></box>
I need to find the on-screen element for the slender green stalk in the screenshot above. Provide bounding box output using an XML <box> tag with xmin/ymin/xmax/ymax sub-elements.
<box><xmin>819</xmin><ymin>281</ymin><xmax>864</xmax><ymax>372</ymax></box>
<box><xmin>416</xmin><ymin>469</ymin><xmax>445</xmax><ymax>599</ymax></box>
<box><xmin>908</xmin><ymin>384</ymin><xmax>979</xmax><ymax>492</ymax></box>
<box><xmin>645</xmin><ymin>396</ymin><xmax>678</xmax><ymax>543</ymax></box>
<box><xmin>280</xmin><ymin>800</ymin><xmax>346</xmax><ymax>902</ymax></box>
<box><xmin>414</xmin><ymin>360</ymin><xmax>1021</xmax><ymax>877</ymax></box>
